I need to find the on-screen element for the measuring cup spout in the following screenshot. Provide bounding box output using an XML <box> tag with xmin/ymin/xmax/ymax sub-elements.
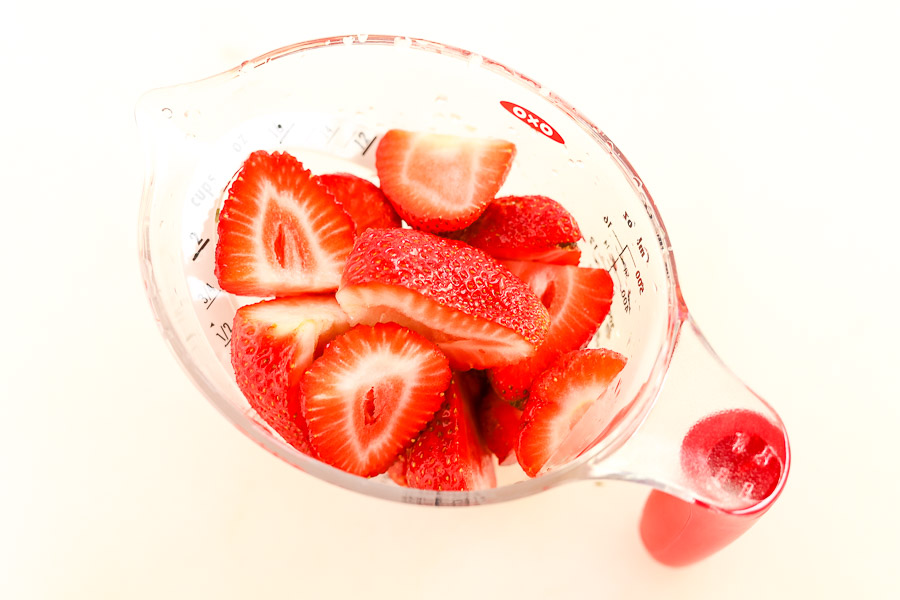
<box><xmin>588</xmin><ymin>316</ymin><xmax>790</xmax><ymax>566</ymax></box>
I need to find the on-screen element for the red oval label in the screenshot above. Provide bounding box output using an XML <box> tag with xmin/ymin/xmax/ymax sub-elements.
<box><xmin>500</xmin><ymin>101</ymin><xmax>564</xmax><ymax>144</ymax></box>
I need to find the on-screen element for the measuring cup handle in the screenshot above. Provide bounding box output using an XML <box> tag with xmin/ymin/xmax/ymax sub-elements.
<box><xmin>639</xmin><ymin>490</ymin><xmax>771</xmax><ymax>566</ymax></box>
<box><xmin>590</xmin><ymin>316</ymin><xmax>790</xmax><ymax>566</ymax></box>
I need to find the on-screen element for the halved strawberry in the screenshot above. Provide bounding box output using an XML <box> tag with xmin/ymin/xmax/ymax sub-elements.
<box><xmin>335</xmin><ymin>228</ymin><xmax>550</xmax><ymax>370</ymax></box>
<box><xmin>446</xmin><ymin>195</ymin><xmax>583</xmax><ymax>265</ymax></box>
<box><xmin>477</xmin><ymin>389</ymin><xmax>523</xmax><ymax>466</ymax></box>
<box><xmin>400</xmin><ymin>373</ymin><xmax>496</xmax><ymax>491</ymax></box>
<box><xmin>375</xmin><ymin>129</ymin><xmax>516</xmax><ymax>232</ymax></box>
<box><xmin>314</xmin><ymin>172</ymin><xmax>402</xmax><ymax>234</ymax></box>
<box><xmin>488</xmin><ymin>261</ymin><xmax>614</xmax><ymax>406</ymax></box>
<box><xmin>230</xmin><ymin>296</ymin><xmax>352</xmax><ymax>455</ymax></box>
<box><xmin>215</xmin><ymin>150</ymin><xmax>355</xmax><ymax>295</ymax></box>
<box><xmin>300</xmin><ymin>323</ymin><xmax>451</xmax><ymax>477</ymax></box>
<box><xmin>517</xmin><ymin>348</ymin><xmax>627</xmax><ymax>478</ymax></box>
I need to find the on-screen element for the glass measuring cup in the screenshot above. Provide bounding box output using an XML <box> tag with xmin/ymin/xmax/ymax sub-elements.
<box><xmin>136</xmin><ymin>35</ymin><xmax>790</xmax><ymax>566</ymax></box>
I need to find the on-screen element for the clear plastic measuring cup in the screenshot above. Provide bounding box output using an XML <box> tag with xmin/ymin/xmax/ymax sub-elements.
<box><xmin>136</xmin><ymin>35</ymin><xmax>790</xmax><ymax>566</ymax></box>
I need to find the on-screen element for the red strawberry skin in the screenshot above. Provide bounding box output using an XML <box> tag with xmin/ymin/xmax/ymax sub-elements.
<box><xmin>477</xmin><ymin>389</ymin><xmax>523</xmax><ymax>466</ymax></box>
<box><xmin>446</xmin><ymin>195</ymin><xmax>583</xmax><ymax>265</ymax></box>
<box><xmin>517</xmin><ymin>348</ymin><xmax>627</xmax><ymax>477</ymax></box>
<box><xmin>402</xmin><ymin>373</ymin><xmax>496</xmax><ymax>491</ymax></box>
<box><xmin>300</xmin><ymin>323</ymin><xmax>451</xmax><ymax>477</ymax></box>
<box><xmin>314</xmin><ymin>172</ymin><xmax>402</xmax><ymax>234</ymax></box>
<box><xmin>375</xmin><ymin>129</ymin><xmax>516</xmax><ymax>233</ymax></box>
<box><xmin>336</xmin><ymin>228</ymin><xmax>550</xmax><ymax>370</ymax></box>
<box><xmin>215</xmin><ymin>150</ymin><xmax>355</xmax><ymax>296</ymax></box>
<box><xmin>387</xmin><ymin>452</ymin><xmax>408</xmax><ymax>487</ymax></box>
<box><xmin>488</xmin><ymin>261</ymin><xmax>614</xmax><ymax>406</ymax></box>
<box><xmin>230</xmin><ymin>296</ymin><xmax>352</xmax><ymax>456</ymax></box>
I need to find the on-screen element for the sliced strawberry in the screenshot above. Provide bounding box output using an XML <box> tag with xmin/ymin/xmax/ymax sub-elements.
<box><xmin>488</xmin><ymin>261</ymin><xmax>614</xmax><ymax>406</ymax></box>
<box><xmin>446</xmin><ymin>195</ymin><xmax>583</xmax><ymax>265</ymax></box>
<box><xmin>335</xmin><ymin>228</ymin><xmax>550</xmax><ymax>370</ymax></box>
<box><xmin>314</xmin><ymin>172</ymin><xmax>402</xmax><ymax>234</ymax></box>
<box><xmin>300</xmin><ymin>323</ymin><xmax>451</xmax><ymax>477</ymax></box>
<box><xmin>455</xmin><ymin>369</ymin><xmax>488</xmax><ymax>402</ymax></box>
<box><xmin>517</xmin><ymin>349</ymin><xmax>627</xmax><ymax>477</ymax></box>
<box><xmin>375</xmin><ymin>129</ymin><xmax>516</xmax><ymax>232</ymax></box>
<box><xmin>215</xmin><ymin>150</ymin><xmax>355</xmax><ymax>295</ymax></box>
<box><xmin>387</xmin><ymin>453</ymin><xmax>408</xmax><ymax>487</ymax></box>
<box><xmin>477</xmin><ymin>389</ymin><xmax>523</xmax><ymax>466</ymax></box>
<box><xmin>401</xmin><ymin>373</ymin><xmax>496</xmax><ymax>491</ymax></box>
<box><xmin>230</xmin><ymin>296</ymin><xmax>352</xmax><ymax>455</ymax></box>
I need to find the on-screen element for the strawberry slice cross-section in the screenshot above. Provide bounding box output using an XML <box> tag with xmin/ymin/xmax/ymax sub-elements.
<box><xmin>400</xmin><ymin>371</ymin><xmax>496</xmax><ymax>491</ymax></box>
<box><xmin>335</xmin><ymin>228</ymin><xmax>550</xmax><ymax>370</ymax></box>
<box><xmin>517</xmin><ymin>348</ymin><xmax>627</xmax><ymax>477</ymax></box>
<box><xmin>300</xmin><ymin>323</ymin><xmax>451</xmax><ymax>477</ymax></box>
<box><xmin>375</xmin><ymin>129</ymin><xmax>516</xmax><ymax>233</ymax></box>
<box><xmin>313</xmin><ymin>172</ymin><xmax>402</xmax><ymax>235</ymax></box>
<box><xmin>230</xmin><ymin>296</ymin><xmax>352</xmax><ymax>456</ymax></box>
<box><xmin>488</xmin><ymin>260</ymin><xmax>614</xmax><ymax>406</ymax></box>
<box><xmin>215</xmin><ymin>150</ymin><xmax>356</xmax><ymax>296</ymax></box>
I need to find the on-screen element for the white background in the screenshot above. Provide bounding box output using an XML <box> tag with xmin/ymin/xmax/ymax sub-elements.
<box><xmin>2</xmin><ymin>0</ymin><xmax>898</xmax><ymax>597</ymax></box>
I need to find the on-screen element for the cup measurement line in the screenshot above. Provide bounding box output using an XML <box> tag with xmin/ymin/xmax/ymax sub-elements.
<box><xmin>211</xmin><ymin>321</ymin><xmax>232</xmax><ymax>346</ymax></box>
<box><xmin>274</xmin><ymin>122</ymin><xmax>296</xmax><ymax>144</ymax></box>
<box><xmin>191</xmin><ymin>237</ymin><xmax>210</xmax><ymax>261</ymax></box>
<box><xmin>199</xmin><ymin>282</ymin><xmax>221</xmax><ymax>311</ymax></box>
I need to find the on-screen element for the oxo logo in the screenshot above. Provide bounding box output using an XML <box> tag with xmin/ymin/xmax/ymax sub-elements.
<box><xmin>500</xmin><ymin>101</ymin><xmax>565</xmax><ymax>144</ymax></box>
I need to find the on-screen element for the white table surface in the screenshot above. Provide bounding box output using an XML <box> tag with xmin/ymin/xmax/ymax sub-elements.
<box><xmin>3</xmin><ymin>1</ymin><xmax>898</xmax><ymax>597</ymax></box>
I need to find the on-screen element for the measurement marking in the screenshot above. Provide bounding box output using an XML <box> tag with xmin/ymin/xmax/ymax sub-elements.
<box><xmin>624</xmin><ymin>244</ymin><xmax>637</xmax><ymax>266</ymax></box>
<box><xmin>212</xmin><ymin>321</ymin><xmax>232</xmax><ymax>345</ymax></box>
<box><xmin>610</xmin><ymin>244</ymin><xmax>628</xmax><ymax>269</ymax></box>
<box><xmin>610</xmin><ymin>230</ymin><xmax>629</xmax><ymax>267</ymax></box>
<box><xmin>278</xmin><ymin>123</ymin><xmax>295</xmax><ymax>144</ymax></box>
<box><xmin>611</xmin><ymin>229</ymin><xmax>623</xmax><ymax>247</ymax></box>
<box><xmin>324</xmin><ymin>124</ymin><xmax>339</xmax><ymax>143</ymax></box>
<box><xmin>191</xmin><ymin>238</ymin><xmax>210</xmax><ymax>261</ymax></box>
<box><xmin>360</xmin><ymin>134</ymin><xmax>378</xmax><ymax>156</ymax></box>
<box><xmin>621</xmin><ymin>287</ymin><xmax>632</xmax><ymax>313</ymax></box>
<box><xmin>610</xmin><ymin>262</ymin><xmax>625</xmax><ymax>286</ymax></box>
<box><xmin>202</xmin><ymin>282</ymin><xmax>220</xmax><ymax>310</ymax></box>
<box><xmin>607</xmin><ymin>229</ymin><xmax>640</xmax><ymax>271</ymax></box>
<box><xmin>636</xmin><ymin>237</ymin><xmax>649</xmax><ymax>263</ymax></box>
